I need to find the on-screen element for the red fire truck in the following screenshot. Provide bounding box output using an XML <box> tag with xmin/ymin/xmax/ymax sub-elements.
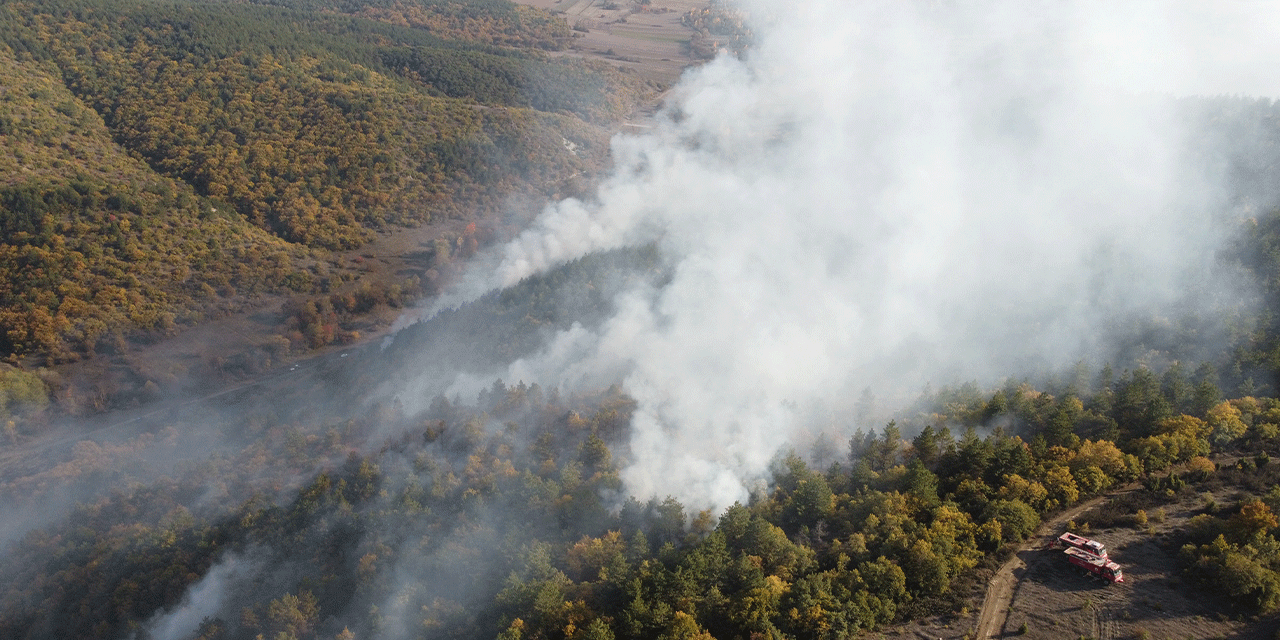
<box><xmin>1048</xmin><ymin>532</ymin><xmax>1108</xmax><ymax>558</ymax></box>
<box><xmin>1064</xmin><ymin>547</ymin><xmax>1124</xmax><ymax>583</ymax></box>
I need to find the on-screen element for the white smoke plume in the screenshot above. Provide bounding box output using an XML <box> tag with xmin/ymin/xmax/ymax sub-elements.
<box><xmin>140</xmin><ymin>552</ymin><xmax>255</xmax><ymax>640</ymax></box>
<box><xmin>413</xmin><ymin>1</ymin><xmax>1280</xmax><ymax>513</ymax></box>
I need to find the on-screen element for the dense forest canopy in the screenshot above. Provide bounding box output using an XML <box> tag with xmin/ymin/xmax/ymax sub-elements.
<box><xmin>4</xmin><ymin>254</ymin><xmax>1280</xmax><ymax>638</ymax></box>
<box><xmin>3</xmin><ymin>200</ymin><xmax>1280</xmax><ymax>637</ymax></box>
<box><xmin>0</xmin><ymin>0</ymin><xmax>652</xmax><ymax>363</ymax></box>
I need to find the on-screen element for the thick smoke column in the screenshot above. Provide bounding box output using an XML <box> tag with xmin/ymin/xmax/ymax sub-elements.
<box><xmin>424</xmin><ymin>1</ymin><xmax>1280</xmax><ymax>513</ymax></box>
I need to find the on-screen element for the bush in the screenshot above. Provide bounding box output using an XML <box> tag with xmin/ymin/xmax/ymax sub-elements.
<box><xmin>1187</xmin><ymin>456</ymin><xmax>1217</xmax><ymax>480</ymax></box>
<box><xmin>1074</xmin><ymin>465</ymin><xmax>1111</xmax><ymax>495</ymax></box>
<box><xmin>982</xmin><ymin>499</ymin><xmax>1039</xmax><ymax>541</ymax></box>
<box><xmin>0</xmin><ymin>366</ymin><xmax>49</xmax><ymax>420</ymax></box>
<box><xmin>1186</xmin><ymin>513</ymin><xmax>1225</xmax><ymax>544</ymax></box>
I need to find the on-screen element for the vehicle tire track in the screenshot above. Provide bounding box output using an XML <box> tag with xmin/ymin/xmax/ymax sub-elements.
<box><xmin>974</xmin><ymin>494</ymin><xmax>1113</xmax><ymax>639</ymax></box>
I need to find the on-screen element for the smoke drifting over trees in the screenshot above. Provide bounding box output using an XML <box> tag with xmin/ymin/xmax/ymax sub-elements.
<box><xmin>10</xmin><ymin>2</ymin><xmax>1280</xmax><ymax>640</ymax></box>
<box><xmin>422</xmin><ymin>1</ymin><xmax>1280</xmax><ymax>512</ymax></box>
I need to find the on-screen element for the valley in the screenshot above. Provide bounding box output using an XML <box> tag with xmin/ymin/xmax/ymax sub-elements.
<box><xmin>3</xmin><ymin>3</ymin><xmax>1280</xmax><ymax>640</ymax></box>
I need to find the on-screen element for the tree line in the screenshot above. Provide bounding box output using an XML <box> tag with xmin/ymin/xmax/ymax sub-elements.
<box><xmin>3</xmin><ymin>336</ymin><xmax>1279</xmax><ymax>638</ymax></box>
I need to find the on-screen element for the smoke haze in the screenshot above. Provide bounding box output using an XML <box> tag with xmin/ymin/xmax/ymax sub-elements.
<box><xmin>408</xmin><ymin>1</ymin><xmax>1280</xmax><ymax>513</ymax></box>
<box><xmin>143</xmin><ymin>553</ymin><xmax>255</xmax><ymax>640</ymax></box>
<box><xmin>9</xmin><ymin>3</ymin><xmax>1280</xmax><ymax>639</ymax></box>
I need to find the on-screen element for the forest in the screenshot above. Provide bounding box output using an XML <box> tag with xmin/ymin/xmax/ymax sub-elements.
<box><xmin>4</xmin><ymin>325</ymin><xmax>1280</xmax><ymax>638</ymax></box>
<box><xmin>3</xmin><ymin>1</ymin><xmax>1280</xmax><ymax>639</ymax></box>
<box><xmin>2</xmin><ymin>209</ymin><xmax>1280</xmax><ymax>637</ymax></box>
<box><xmin>0</xmin><ymin>0</ymin><xmax>651</xmax><ymax>363</ymax></box>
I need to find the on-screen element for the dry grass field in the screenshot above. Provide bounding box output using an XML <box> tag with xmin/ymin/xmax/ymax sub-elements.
<box><xmin>516</xmin><ymin>0</ymin><xmax>709</xmax><ymax>86</ymax></box>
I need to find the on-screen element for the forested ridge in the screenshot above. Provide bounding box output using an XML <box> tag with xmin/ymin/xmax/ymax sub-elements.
<box><xmin>0</xmin><ymin>0</ymin><xmax>652</xmax><ymax>363</ymax></box>
<box><xmin>0</xmin><ymin>40</ymin><xmax>307</xmax><ymax>363</ymax></box>
<box><xmin>4</xmin><ymin>334</ymin><xmax>1280</xmax><ymax>639</ymax></box>
<box><xmin>6</xmin><ymin>3</ymin><xmax>1280</xmax><ymax>639</ymax></box>
<box><xmin>3</xmin><ymin>228</ymin><xmax>1280</xmax><ymax>638</ymax></box>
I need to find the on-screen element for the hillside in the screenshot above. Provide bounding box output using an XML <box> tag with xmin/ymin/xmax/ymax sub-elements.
<box><xmin>5</xmin><ymin>4</ymin><xmax>1280</xmax><ymax>640</ymax></box>
<box><xmin>0</xmin><ymin>43</ymin><xmax>306</xmax><ymax>363</ymax></box>
<box><xmin>0</xmin><ymin>0</ymin><xmax>656</xmax><ymax>369</ymax></box>
<box><xmin>3</xmin><ymin>247</ymin><xmax>1280</xmax><ymax>638</ymax></box>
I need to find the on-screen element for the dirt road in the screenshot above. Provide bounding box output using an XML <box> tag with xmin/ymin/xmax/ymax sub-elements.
<box><xmin>973</xmin><ymin>495</ymin><xmax>1111</xmax><ymax>639</ymax></box>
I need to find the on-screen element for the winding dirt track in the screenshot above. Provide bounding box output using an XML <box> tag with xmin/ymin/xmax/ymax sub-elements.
<box><xmin>973</xmin><ymin>494</ymin><xmax>1113</xmax><ymax>639</ymax></box>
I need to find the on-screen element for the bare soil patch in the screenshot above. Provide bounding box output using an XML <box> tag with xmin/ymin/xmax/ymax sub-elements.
<box><xmin>998</xmin><ymin>486</ymin><xmax>1277</xmax><ymax>640</ymax></box>
<box><xmin>518</xmin><ymin>0</ymin><xmax>708</xmax><ymax>87</ymax></box>
<box><xmin>974</xmin><ymin>496</ymin><xmax>1110</xmax><ymax>640</ymax></box>
<box><xmin>879</xmin><ymin>478</ymin><xmax>1280</xmax><ymax>640</ymax></box>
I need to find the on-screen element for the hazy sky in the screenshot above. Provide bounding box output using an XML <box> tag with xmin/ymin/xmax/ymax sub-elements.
<box><xmin>407</xmin><ymin>0</ymin><xmax>1280</xmax><ymax>513</ymax></box>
